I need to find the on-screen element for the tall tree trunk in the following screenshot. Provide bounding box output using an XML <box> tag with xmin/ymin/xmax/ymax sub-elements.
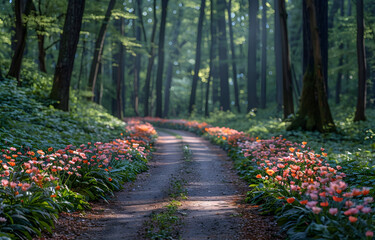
<box><xmin>189</xmin><ymin>0</ymin><xmax>206</xmax><ymax>115</ymax></box>
<box><xmin>247</xmin><ymin>0</ymin><xmax>258</xmax><ymax>111</ymax></box>
<box><xmin>143</xmin><ymin>0</ymin><xmax>157</xmax><ymax>116</ymax></box>
<box><xmin>205</xmin><ymin>0</ymin><xmax>216</xmax><ymax>116</ymax></box>
<box><xmin>7</xmin><ymin>0</ymin><xmax>33</xmax><ymax>83</ymax></box>
<box><xmin>354</xmin><ymin>0</ymin><xmax>366</xmax><ymax>121</ymax></box>
<box><xmin>274</xmin><ymin>0</ymin><xmax>283</xmax><ymax>110</ymax></box>
<box><xmin>112</xmin><ymin>18</ymin><xmax>124</xmax><ymax>119</ymax></box>
<box><xmin>335</xmin><ymin>0</ymin><xmax>344</xmax><ymax>104</ymax></box>
<box><xmin>50</xmin><ymin>0</ymin><xmax>85</xmax><ymax>111</ymax></box>
<box><xmin>77</xmin><ymin>37</ymin><xmax>86</xmax><ymax>94</ymax></box>
<box><xmin>164</xmin><ymin>7</ymin><xmax>184</xmax><ymax>117</ymax></box>
<box><xmin>133</xmin><ymin>0</ymin><xmax>142</xmax><ymax>116</ymax></box>
<box><xmin>260</xmin><ymin>0</ymin><xmax>267</xmax><ymax>109</ymax></box>
<box><xmin>211</xmin><ymin>0</ymin><xmax>220</xmax><ymax>107</ymax></box>
<box><xmin>87</xmin><ymin>0</ymin><xmax>116</xmax><ymax>101</ymax></box>
<box><xmin>289</xmin><ymin>0</ymin><xmax>335</xmax><ymax>132</ymax></box>
<box><xmin>217</xmin><ymin>0</ymin><xmax>230</xmax><ymax>111</ymax></box>
<box><xmin>278</xmin><ymin>0</ymin><xmax>294</xmax><ymax>118</ymax></box>
<box><xmin>155</xmin><ymin>0</ymin><xmax>169</xmax><ymax>118</ymax></box>
<box><xmin>227</xmin><ymin>0</ymin><xmax>241</xmax><ymax>112</ymax></box>
<box><xmin>315</xmin><ymin>0</ymin><xmax>328</xmax><ymax>96</ymax></box>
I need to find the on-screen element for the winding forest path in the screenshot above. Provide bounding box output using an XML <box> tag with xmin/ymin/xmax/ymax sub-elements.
<box><xmin>41</xmin><ymin>129</ymin><xmax>283</xmax><ymax>239</ymax></box>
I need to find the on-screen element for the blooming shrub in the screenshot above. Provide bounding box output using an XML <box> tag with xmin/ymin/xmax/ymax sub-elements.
<box><xmin>143</xmin><ymin>117</ymin><xmax>374</xmax><ymax>240</ymax></box>
<box><xmin>0</xmin><ymin>120</ymin><xmax>156</xmax><ymax>239</ymax></box>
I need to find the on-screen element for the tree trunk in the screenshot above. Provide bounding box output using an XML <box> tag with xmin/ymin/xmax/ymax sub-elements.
<box><xmin>274</xmin><ymin>0</ymin><xmax>283</xmax><ymax>110</ymax></box>
<box><xmin>133</xmin><ymin>0</ymin><xmax>142</xmax><ymax>116</ymax></box>
<box><xmin>164</xmin><ymin>7</ymin><xmax>184</xmax><ymax>117</ymax></box>
<box><xmin>217</xmin><ymin>0</ymin><xmax>230</xmax><ymax>111</ymax></box>
<box><xmin>7</xmin><ymin>0</ymin><xmax>33</xmax><ymax>83</ymax></box>
<box><xmin>189</xmin><ymin>0</ymin><xmax>206</xmax><ymax>115</ymax></box>
<box><xmin>260</xmin><ymin>0</ymin><xmax>267</xmax><ymax>109</ymax></box>
<box><xmin>335</xmin><ymin>0</ymin><xmax>344</xmax><ymax>104</ymax></box>
<box><xmin>289</xmin><ymin>0</ymin><xmax>335</xmax><ymax>132</ymax></box>
<box><xmin>112</xmin><ymin>18</ymin><xmax>125</xmax><ymax>119</ymax></box>
<box><xmin>87</xmin><ymin>0</ymin><xmax>116</xmax><ymax>101</ymax></box>
<box><xmin>155</xmin><ymin>0</ymin><xmax>169</xmax><ymax>118</ymax></box>
<box><xmin>143</xmin><ymin>0</ymin><xmax>157</xmax><ymax>116</ymax></box>
<box><xmin>205</xmin><ymin>0</ymin><xmax>216</xmax><ymax>116</ymax></box>
<box><xmin>211</xmin><ymin>0</ymin><xmax>220</xmax><ymax>107</ymax></box>
<box><xmin>227</xmin><ymin>0</ymin><xmax>241</xmax><ymax>112</ymax></box>
<box><xmin>278</xmin><ymin>0</ymin><xmax>294</xmax><ymax>118</ymax></box>
<box><xmin>77</xmin><ymin>36</ymin><xmax>86</xmax><ymax>93</ymax></box>
<box><xmin>315</xmin><ymin>0</ymin><xmax>328</xmax><ymax>96</ymax></box>
<box><xmin>50</xmin><ymin>0</ymin><xmax>85</xmax><ymax>111</ymax></box>
<box><xmin>247</xmin><ymin>0</ymin><xmax>258</xmax><ymax>111</ymax></box>
<box><xmin>354</xmin><ymin>0</ymin><xmax>366</xmax><ymax>121</ymax></box>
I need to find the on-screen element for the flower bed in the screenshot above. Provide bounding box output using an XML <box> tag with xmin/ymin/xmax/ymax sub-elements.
<box><xmin>143</xmin><ymin>117</ymin><xmax>374</xmax><ymax>240</ymax></box>
<box><xmin>0</xmin><ymin>120</ymin><xmax>156</xmax><ymax>240</ymax></box>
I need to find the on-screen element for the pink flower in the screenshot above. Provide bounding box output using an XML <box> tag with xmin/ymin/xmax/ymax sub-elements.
<box><xmin>366</xmin><ymin>231</ymin><xmax>374</xmax><ymax>237</ymax></box>
<box><xmin>361</xmin><ymin>207</ymin><xmax>372</xmax><ymax>214</ymax></box>
<box><xmin>9</xmin><ymin>182</ymin><xmax>17</xmax><ymax>188</ymax></box>
<box><xmin>312</xmin><ymin>207</ymin><xmax>322</xmax><ymax>214</ymax></box>
<box><xmin>329</xmin><ymin>208</ymin><xmax>338</xmax><ymax>215</ymax></box>
<box><xmin>310</xmin><ymin>193</ymin><xmax>318</xmax><ymax>200</ymax></box>
<box><xmin>345</xmin><ymin>200</ymin><xmax>354</xmax><ymax>208</ymax></box>
<box><xmin>1</xmin><ymin>179</ymin><xmax>9</xmax><ymax>187</ymax></box>
<box><xmin>306</xmin><ymin>201</ymin><xmax>318</xmax><ymax>208</ymax></box>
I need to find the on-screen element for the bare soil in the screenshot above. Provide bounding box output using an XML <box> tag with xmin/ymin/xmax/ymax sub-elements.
<box><xmin>38</xmin><ymin>129</ymin><xmax>285</xmax><ymax>240</ymax></box>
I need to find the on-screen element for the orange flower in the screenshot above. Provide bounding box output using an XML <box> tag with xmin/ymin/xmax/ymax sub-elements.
<box><xmin>48</xmin><ymin>147</ymin><xmax>53</xmax><ymax>152</ymax></box>
<box><xmin>320</xmin><ymin>201</ymin><xmax>329</xmax><ymax>207</ymax></box>
<box><xmin>266</xmin><ymin>169</ymin><xmax>275</xmax><ymax>176</ymax></box>
<box><xmin>256</xmin><ymin>174</ymin><xmax>262</xmax><ymax>179</ymax></box>
<box><xmin>332</xmin><ymin>196</ymin><xmax>343</xmax><ymax>202</ymax></box>
<box><xmin>300</xmin><ymin>200</ymin><xmax>308</xmax><ymax>205</ymax></box>
<box><xmin>55</xmin><ymin>186</ymin><xmax>61</xmax><ymax>191</ymax></box>
<box><xmin>289</xmin><ymin>148</ymin><xmax>295</xmax><ymax>153</ymax></box>
<box><xmin>37</xmin><ymin>150</ymin><xmax>45</xmax><ymax>155</ymax></box>
<box><xmin>287</xmin><ymin>198</ymin><xmax>295</xmax><ymax>204</ymax></box>
<box><xmin>8</xmin><ymin>162</ymin><xmax>16</xmax><ymax>167</ymax></box>
<box><xmin>348</xmin><ymin>216</ymin><xmax>357</xmax><ymax>223</ymax></box>
<box><xmin>362</xmin><ymin>188</ymin><xmax>370</xmax><ymax>196</ymax></box>
<box><xmin>108</xmin><ymin>178</ymin><xmax>112</xmax><ymax>182</ymax></box>
<box><xmin>302</xmin><ymin>142</ymin><xmax>307</xmax><ymax>145</ymax></box>
<box><xmin>50</xmin><ymin>194</ymin><xmax>57</xmax><ymax>198</ymax></box>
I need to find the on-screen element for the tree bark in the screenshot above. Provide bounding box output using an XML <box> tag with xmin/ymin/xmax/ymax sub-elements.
<box><xmin>354</xmin><ymin>0</ymin><xmax>366</xmax><ymax>121</ymax></box>
<box><xmin>315</xmin><ymin>0</ymin><xmax>328</xmax><ymax>96</ymax></box>
<box><xmin>50</xmin><ymin>0</ymin><xmax>85</xmax><ymax>111</ymax></box>
<box><xmin>7</xmin><ymin>0</ymin><xmax>33</xmax><ymax>83</ymax></box>
<box><xmin>189</xmin><ymin>0</ymin><xmax>206</xmax><ymax>115</ymax></box>
<box><xmin>164</xmin><ymin>7</ymin><xmax>184</xmax><ymax>117</ymax></box>
<box><xmin>274</xmin><ymin>0</ymin><xmax>283</xmax><ymax>110</ymax></box>
<box><xmin>112</xmin><ymin>18</ymin><xmax>125</xmax><ymax>119</ymax></box>
<box><xmin>278</xmin><ymin>0</ymin><xmax>294</xmax><ymax>118</ymax></box>
<box><xmin>227</xmin><ymin>0</ymin><xmax>241</xmax><ymax>112</ymax></box>
<box><xmin>143</xmin><ymin>0</ymin><xmax>157</xmax><ymax>116</ymax></box>
<box><xmin>133</xmin><ymin>0</ymin><xmax>142</xmax><ymax>116</ymax></box>
<box><xmin>155</xmin><ymin>0</ymin><xmax>169</xmax><ymax>118</ymax></box>
<box><xmin>87</xmin><ymin>0</ymin><xmax>116</xmax><ymax>101</ymax></box>
<box><xmin>247</xmin><ymin>0</ymin><xmax>258</xmax><ymax>111</ymax></box>
<box><xmin>335</xmin><ymin>0</ymin><xmax>344</xmax><ymax>104</ymax></box>
<box><xmin>260</xmin><ymin>0</ymin><xmax>267</xmax><ymax>109</ymax></box>
<box><xmin>289</xmin><ymin>0</ymin><xmax>335</xmax><ymax>132</ymax></box>
<box><xmin>217</xmin><ymin>0</ymin><xmax>230</xmax><ymax>111</ymax></box>
<box><xmin>211</xmin><ymin>0</ymin><xmax>220</xmax><ymax>107</ymax></box>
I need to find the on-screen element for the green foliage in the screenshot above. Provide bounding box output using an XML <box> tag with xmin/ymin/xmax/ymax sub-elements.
<box><xmin>0</xmin><ymin>78</ymin><xmax>126</xmax><ymax>151</ymax></box>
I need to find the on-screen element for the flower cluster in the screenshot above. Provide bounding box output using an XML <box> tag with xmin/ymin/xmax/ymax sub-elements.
<box><xmin>141</xmin><ymin>117</ymin><xmax>374</xmax><ymax>239</ymax></box>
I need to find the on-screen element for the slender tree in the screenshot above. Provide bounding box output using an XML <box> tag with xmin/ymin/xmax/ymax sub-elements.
<box><xmin>335</xmin><ymin>0</ymin><xmax>344</xmax><ymax>104</ymax></box>
<box><xmin>50</xmin><ymin>0</ymin><xmax>85</xmax><ymax>111</ymax></box>
<box><xmin>247</xmin><ymin>0</ymin><xmax>258</xmax><ymax>111</ymax></box>
<box><xmin>133</xmin><ymin>0</ymin><xmax>143</xmax><ymax>116</ymax></box>
<box><xmin>274</xmin><ymin>0</ymin><xmax>283</xmax><ymax>110</ymax></box>
<box><xmin>217</xmin><ymin>0</ymin><xmax>230</xmax><ymax>111</ymax></box>
<box><xmin>354</xmin><ymin>0</ymin><xmax>366</xmax><ymax>121</ymax></box>
<box><xmin>289</xmin><ymin>0</ymin><xmax>335</xmax><ymax>132</ymax></box>
<box><xmin>206</xmin><ymin>0</ymin><xmax>217</xmax><ymax>116</ymax></box>
<box><xmin>278</xmin><ymin>0</ymin><xmax>294</xmax><ymax>118</ymax></box>
<box><xmin>211</xmin><ymin>0</ymin><xmax>220</xmax><ymax>107</ymax></box>
<box><xmin>143</xmin><ymin>0</ymin><xmax>157</xmax><ymax>116</ymax></box>
<box><xmin>155</xmin><ymin>0</ymin><xmax>169</xmax><ymax>118</ymax></box>
<box><xmin>189</xmin><ymin>0</ymin><xmax>206</xmax><ymax>115</ymax></box>
<box><xmin>260</xmin><ymin>0</ymin><xmax>267</xmax><ymax>109</ymax></box>
<box><xmin>112</xmin><ymin>18</ymin><xmax>125</xmax><ymax>119</ymax></box>
<box><xmin>7</xmin><ymin>0</ymin><xmax>33</xmax><ymax>83</ymax></box>
<box><xmin>164</xmin><ymin>7</ymin><xmax>184</xmax><ymax>117</ymax></box>
<box><xmin>87</xmin><ymin>0</ymin><xmax>116</xmax><ymax>101</ymax></box>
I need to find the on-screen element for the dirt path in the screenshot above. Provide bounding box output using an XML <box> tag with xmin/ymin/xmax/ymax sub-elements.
<box><xmin>40</xmin><ymin>129</ymin><xmax>283</xmax><ymax>239</ymax></box>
